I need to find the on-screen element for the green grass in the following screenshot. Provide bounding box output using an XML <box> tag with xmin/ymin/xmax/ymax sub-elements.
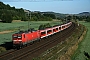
<box><xmin>0</xmin><ymin>21</ymin><xmax>60</xmax><ymax>44</ymax></box>
<box><xmin>72</xmin><ymin>21</ymin><xmax>90</xmax><ymax>60</ymax></box>
<box><xmin>0</xmin><ymin>21</ymin><xmax>60</xmax><ymax>31</ymax></box>
<box><xmin>0</xmin><ymin>32</ymin><xmax>16</xmax><ymax>44</ymax></box>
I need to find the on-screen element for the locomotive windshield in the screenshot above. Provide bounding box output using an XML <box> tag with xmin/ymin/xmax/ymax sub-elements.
<box><xmin>13</xmin><ymin>35</ymin><xmax>22</xmax><ymax>38</ymax></box>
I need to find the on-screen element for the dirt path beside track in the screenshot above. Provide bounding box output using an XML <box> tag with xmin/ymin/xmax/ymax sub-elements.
<box><xmin>0</xmin><ymin>31</ymin><xmax>14</xmax><ymax>34</ymax></box>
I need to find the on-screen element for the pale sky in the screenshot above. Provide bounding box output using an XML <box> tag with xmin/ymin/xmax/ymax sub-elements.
<box><xmin>1</xmin><ymin>0</ymin><xmax>90</xmax><ymax>14</ymax></box>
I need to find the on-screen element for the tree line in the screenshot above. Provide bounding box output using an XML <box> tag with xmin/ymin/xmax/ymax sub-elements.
<box><xmin>0</xmin><ymin>1</ymin><xmax>90</xmax><ymax>23</ymax></box>
<box><xmin>0</xmin><ymin>2</ymin><xmax>56</xmax><ymax>23</ymax></box>
<box><xmin>57</xmin><ymin>15</ymin><xmax>90</xmax><ymax>22</ymax></box>
<box><xmin>0</xmin><ymin>2</ymin><xmax>26</xmax><ymax>23</ymax></box>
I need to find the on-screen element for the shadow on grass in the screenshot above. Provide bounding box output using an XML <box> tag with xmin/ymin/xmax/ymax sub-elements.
<box><xmin>0</xmin><ymin>41</ymin><xmax>13</xmax><ymax>50</ymax></box>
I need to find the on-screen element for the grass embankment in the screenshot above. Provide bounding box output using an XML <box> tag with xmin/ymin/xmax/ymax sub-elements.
<box><xmin>72</xmin><ymin>21</ymin><xmax>90</xmax><ymax>60</ymax></box>
<box><xmin>33</xmin><ymin>23</ymin><xmax>86</xmax><ymax>60</ymax></box>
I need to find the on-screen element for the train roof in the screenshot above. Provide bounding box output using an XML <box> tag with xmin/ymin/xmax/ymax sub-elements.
<box><xmin>14</xmin><ymin>28</ymin><xmax>37</xmax><ymax>34</ymax></box>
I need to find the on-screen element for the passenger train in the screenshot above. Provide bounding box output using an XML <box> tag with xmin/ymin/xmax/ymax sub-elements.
<box><xmin>12</xmin><ymin>21</ymin><xmax>72</xmax><ymax>48</ymax></box>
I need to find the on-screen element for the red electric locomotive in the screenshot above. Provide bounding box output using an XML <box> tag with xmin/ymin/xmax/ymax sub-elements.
<box><xmin>12</xmin><ymin>29</ymin><xmax>40</xmax><ymax>48</ymax></box>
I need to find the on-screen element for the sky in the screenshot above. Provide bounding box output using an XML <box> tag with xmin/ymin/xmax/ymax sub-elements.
<box><xmin>1</xmin><ymin>0</ymin><xmax>90</xmax><ymax>14</ymax></box>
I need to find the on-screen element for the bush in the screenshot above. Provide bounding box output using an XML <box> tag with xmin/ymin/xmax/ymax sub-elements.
<box><xmin>21</xmin><ymin>17</ymin><xmax>27</xmax><ymax>21</ymax></box>
<box><xmin>38</xmin><ymin>23</ymin><xmax>52</xmax><ymax>30</ymax></box>
<box><xmin>86</xmin><ymin>17</ymin><xmax>90</xmax><ymax>22</ymax></box>
<box><xmin>0</xmin><ymin>47</ymin><xmax>6</xmax><ymax>53</ymax></box>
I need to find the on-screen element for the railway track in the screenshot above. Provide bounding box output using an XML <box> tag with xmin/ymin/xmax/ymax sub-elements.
<box><xmin>0</xmin><ymin>22</ymin><xmax>77</xmax><ymax>60</ymax></box>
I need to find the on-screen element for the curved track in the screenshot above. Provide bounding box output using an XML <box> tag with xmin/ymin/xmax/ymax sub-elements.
<box><xmin>0</xmin><ymin>22</ymin><xmax>77</xmax><ymax>60</ymax></box>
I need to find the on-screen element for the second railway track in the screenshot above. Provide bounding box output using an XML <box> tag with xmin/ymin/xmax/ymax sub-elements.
<box><xmin>0</xmin><ymin>22</ymin><xmax>77</xmax><ymax>60</ymax></box>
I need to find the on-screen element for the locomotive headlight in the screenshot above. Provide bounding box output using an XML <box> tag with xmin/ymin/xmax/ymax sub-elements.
<box><xmin>18</xmin><ymin>36</ymin><xmax>22</xmax><ymax>38</ymax></box>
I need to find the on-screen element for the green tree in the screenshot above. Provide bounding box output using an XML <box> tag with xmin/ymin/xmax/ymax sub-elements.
<box><xmin>1</xmin><ymin>13</ymin><xmax>13</xmax><ymax>23</ymax></box>
<box><xmin>43</xmin><ymin>14</ymin><xmax>56</xmax><ymax>19</ymax></box>
<box><xmin>39</xmin><ymin>24</ymin><xmax>44</xmax><ymax>30</ymax></box>
<box><xmin>86</xmin><ymin>16</ymin><xmax>90</xmax><ymax>22</ymax></box>
<box><xmin>39</xmin><ymin>23</ymin><xmax>52</xmax><ymax>30</ymax></box>
<box><xmin>21</xmin><ymin>16</ymin><xmax>27</xmax><ymax>21</ymax></box>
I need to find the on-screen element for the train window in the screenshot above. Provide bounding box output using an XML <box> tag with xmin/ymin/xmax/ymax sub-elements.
<box><xmin>41</xmin><ymin>32</ymin><xmax>46</xmax><ymax>35</ymax></box>
<box><xmin>53</xmin><ymin>29</ymin><xmax>55</xmax><ymax>31</ymax></box>
<box><xmin>59</xmin><ymin>27</ymin><xmax>61</xmax><ymax>30</ymax></box>
<box><xmin>62</xmin><ymin>26</ymin><xmax>65</xmax><ymax>28</ymax></box>
<box><xmin>47</xmin><ymin>30</ymin><xmax>52</xmax><ymax>33</ymax></box>
<box><xmin>56</xmin><ymin>28</ymin><xmax>58</xmax><ymax>30</ymax></box>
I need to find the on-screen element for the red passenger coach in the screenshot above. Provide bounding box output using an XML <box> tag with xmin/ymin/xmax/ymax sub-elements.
<box><xmin>61</xmin><ymin>25</ymin><xmax>65</xmax><ymax>30</ymax></box>
<box><xmin>47</xmin><ymin>30</ymin><xmax>52</xmax><ymax>35</ymax></box>
<box><xmin>47</xmin><ymin>28</ymin><xmax>53</xmax><ymax>35</ymax></box>
<box><xmin>53</xmin><ymin>27</ymin><xmax>58</xmax><ymax>33</ymax></box>
<box><xmin>39</xmin><ymin>30</ymin><xmax>47</xmax><ymax>38</ymax></box>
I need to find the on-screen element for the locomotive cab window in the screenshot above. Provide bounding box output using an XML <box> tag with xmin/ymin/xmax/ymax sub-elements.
<box><xmin>13</xmin><ymin>36</ymin><xmax>17</xmax><ymax>38</ymax></box>
<box><xmin>13</xmin><ymin>35</ymin><xmax>22</xmax><ymax>38</ymax></box>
